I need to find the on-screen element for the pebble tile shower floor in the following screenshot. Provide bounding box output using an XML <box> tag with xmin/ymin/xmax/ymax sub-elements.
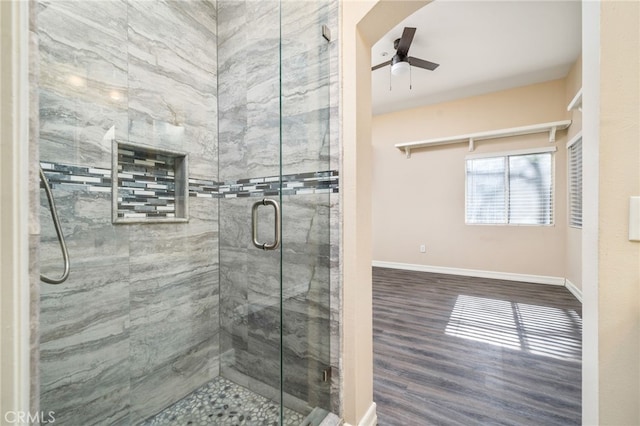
<box><xmin>141</xmin><ymin>377</ymin><xmax>305</xmax><ymax>425</ymax></box>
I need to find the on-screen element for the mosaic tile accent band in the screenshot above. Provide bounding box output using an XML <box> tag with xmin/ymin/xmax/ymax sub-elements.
<box><xmin>189</xmin><ymin>170</ymin><xmax>339</xmax><ymax>199</ymax></box>
<box><xmin>40</xmin><ymin>162</ymin><xmax>112</xmax><ymax>192</ymax></box>
<box><xmin>41</xmin><ymin>161</ymin><xmax>339</xmax><ymax>200</ymax></box>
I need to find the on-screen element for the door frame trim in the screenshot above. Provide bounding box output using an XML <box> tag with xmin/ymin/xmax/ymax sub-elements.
<box><xmin>0</xmin><ymin>0</ymin><xmax>32</xmax><ymax>418</ymax></box>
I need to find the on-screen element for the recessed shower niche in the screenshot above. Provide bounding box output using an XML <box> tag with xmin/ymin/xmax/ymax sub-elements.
<box><xmin>112</xmin><ymin>141</ymin><xmax>188</xmax><ymax>223</ymax></box>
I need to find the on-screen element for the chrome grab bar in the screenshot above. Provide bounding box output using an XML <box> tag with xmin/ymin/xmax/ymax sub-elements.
<box><xmin>251</xmin><ymin>198</ymin><xmax>281</xmax><ymax>251</ymax></box>
<box><xmin>39</xmin><ymin>166</ymin><xmax>70</xmax><ymax>284</ymax></box>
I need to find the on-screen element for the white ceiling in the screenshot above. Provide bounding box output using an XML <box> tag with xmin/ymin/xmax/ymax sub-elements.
<box><xmin>371</xmin><ymin>0</ymin><xmax>582</xmax><ymax>115</ymax></box>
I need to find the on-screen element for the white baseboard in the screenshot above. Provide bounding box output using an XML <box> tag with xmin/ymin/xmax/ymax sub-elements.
<box><xmin>359</xmin><ymin>402</ymin><xmax>377</xmax><ymax>426</ymax></box>
<box><xmin>564</xmin><ymin>278</ymin><xmax>583</xmax><ymax>303</ymax></box>
<box><xmin>343</xmin><ymin>402</ymin><xmax>377</xmax><ymax>426</ymax></box>
<box><xmin>372</xmin><ymin>260</ymin><xmax>566</xmax><ymax>286</ymax></box>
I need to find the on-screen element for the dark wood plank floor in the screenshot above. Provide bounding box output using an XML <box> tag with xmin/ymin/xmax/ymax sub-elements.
<box><xmin>373</xmin><ymin>267</ymin><xmax>582</xmax><ymax>426</ymax></box>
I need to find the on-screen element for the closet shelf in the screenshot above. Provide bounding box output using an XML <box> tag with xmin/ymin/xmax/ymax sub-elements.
<box><xmin>567</xmin><ymin>88</ymin><xmax>582</xmax><ymax>111</ymax></box>
<box><xmin>395</xmin><ymin>119</ymin><xmax>572</xmax><ymax>158</ymax></box>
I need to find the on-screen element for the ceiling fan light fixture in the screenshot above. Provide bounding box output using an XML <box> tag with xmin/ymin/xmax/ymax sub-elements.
<box><xmin>371</xmin><ymin>27</ymin><xmax>439</xmax><ymax>74</ymax></box>
<box><xmin>391</xmin><ymin>60</ymin><xmax>410</xmax><ymax>76</ymax></box>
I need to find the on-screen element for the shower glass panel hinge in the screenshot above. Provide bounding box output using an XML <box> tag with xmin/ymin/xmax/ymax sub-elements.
<box><xmin>322</xmin><ymin>25</ymin><xmax>331</xmax><ymax>42</ymax></box>
<box><xmin>321</xmin><ymin>367</ymin><xmax>332</xmax><ymax>382</ymax></box>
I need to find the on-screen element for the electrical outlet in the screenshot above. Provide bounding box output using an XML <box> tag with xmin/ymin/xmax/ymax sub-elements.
<box><xmin>419</xmin><ymin>244</ymin><xmax>426</xmax><ymax>253</ymax></box>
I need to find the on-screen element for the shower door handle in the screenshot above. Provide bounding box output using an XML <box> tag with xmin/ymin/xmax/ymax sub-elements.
<box><xmin>251</xmin><ymin>198</ymin><xmax>281</xmax><ymax>250</ymax></box>
<box><xmin>39</xmin><ymin>166</ymin><xmax>70</xmax><ymax>284</ymax></box>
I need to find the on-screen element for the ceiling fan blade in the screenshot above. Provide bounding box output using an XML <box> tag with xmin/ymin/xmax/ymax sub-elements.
<box><xmin>396</xmin><ymin>27</ymin><xmax>416</xmax><ymax>56</ymax></box>
<box><xmin>371</xmin><ymin>60</ymin><xmax>392</xmax><ymax>71</ymax></box>
<box><xmin>408</xmin><ymin>56</ymin><xmax>440</xmax><ymax>71</ymax></box>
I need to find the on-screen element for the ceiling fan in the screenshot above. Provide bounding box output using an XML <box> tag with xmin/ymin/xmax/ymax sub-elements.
<box><xmin>372</xmin><ymin>27</ymin><xmax>440</xmax><ymax>75</ymax></box>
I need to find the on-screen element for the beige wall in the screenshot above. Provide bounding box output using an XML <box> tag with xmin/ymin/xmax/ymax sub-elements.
<box><xmin>360</xmin><ymin>1</ymin><xmax>640</xmax><ymax>422</ymax></box>
<box><xmin>372</xmin><ymin>79</ymin><xmax>572</xmax><ymax>278</ymax></box>
<box><xmin>339</xmin><ymin>1</ymin><xmax>430</xmax><ymax>424</ymax></box>
<box><xmin>596</xmin><ymin>1</ymin><xmax>639</xmax><ymax>423</ymax></box>
<box><xmin>345</xmin><ymin>1</ymin><xmax>639</xmax><ymax>424</ymax></box>
<box><xmin>565</xmin><ymin>55</ymin><xmax>583</xmax><ymax>291</ymax></box>
<box><xmin>340</xmin><ymin>2</ymin><xmax>375</xmax><ymax>424</ymax></box>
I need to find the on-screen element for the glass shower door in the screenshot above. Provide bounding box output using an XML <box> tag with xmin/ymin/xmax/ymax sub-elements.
<box><xmin>216</xmin><ymin>0</ymin><xmax>286</xmax><ymax>421</ymax></box>
<box><xmin>279</xmin><ymin>0</ymin><xmax>334</xmax><ymax>423</ymax></box>
<box><xmin>218</xmin><ymin>0</ymin><xmax>334</xmax><ymax>423</ymax></box>
<box><xmin>36</xmin><ymin>0</ymin><xmax>335</xmax><ymax>423</ymax></box>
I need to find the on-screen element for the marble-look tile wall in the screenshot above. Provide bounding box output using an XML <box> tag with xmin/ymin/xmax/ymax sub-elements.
<box><xmin>37</xmin><ymin>0</ymin><xmax>128</xmax><ymax>169</ymax></box>
<box><xmin>217</xmin><ymin>0</ymin><xmax>340</xmax><ymax>416</ymax></box>
<box><xmin>36</xmin><ymin>1</ymin><xmax>219</xmax><ymax>424</ymax></box>
<box><xmin>218</xmin><ymin>195</ymin><xmax>333</xmax><ymax>412</ymax></box>
<box><xmin>216</xmin><ymin>0</ymin><xmax>279</xmax><ymax>182</ymax></box>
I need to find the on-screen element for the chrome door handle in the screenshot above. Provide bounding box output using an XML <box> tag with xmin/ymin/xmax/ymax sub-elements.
<box><xmin>251</xmin><ymin>198</ymin><xmax>281</xmax><ymax>250</ymax></box>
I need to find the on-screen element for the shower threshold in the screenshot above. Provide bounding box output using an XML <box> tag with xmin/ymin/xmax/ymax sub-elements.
<box><xmin>141</xmin><ymin>376</ymin><xmax>304</xmax><ymax>425</ymax></box>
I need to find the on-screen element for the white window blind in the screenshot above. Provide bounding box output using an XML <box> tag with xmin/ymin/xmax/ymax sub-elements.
<box><xmin>466</xmin><ymin>152</ymin><xmax>553</xmax><ymax>225</ymax></box>
<box><xmin>568</xmin><ymin>138</ymin><xmax>582</xmax><ymax>228</ymax></box>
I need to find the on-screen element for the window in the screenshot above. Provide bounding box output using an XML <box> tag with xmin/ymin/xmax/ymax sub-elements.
<box><xmin>466</xmin><ymin>150</ymin><xmax>554</xmax><ymax>225</ymax></box>
<box><xmin>568</xmin><ymin>137</ymin><xmax>582</xmax><ymax>228</ymax></box>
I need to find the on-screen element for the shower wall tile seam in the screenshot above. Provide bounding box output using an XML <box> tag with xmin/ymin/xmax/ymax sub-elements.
<box><xmin>41</xmin><ymin>161</ymin><xmax>340</xmax><ymax>199</ymax></box>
